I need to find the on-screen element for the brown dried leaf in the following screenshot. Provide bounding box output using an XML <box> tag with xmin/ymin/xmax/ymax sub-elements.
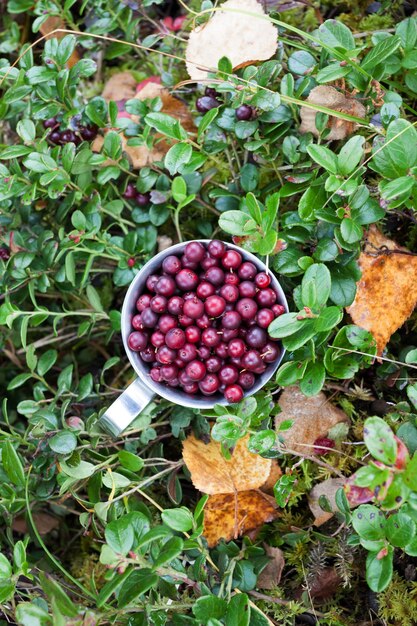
<box><xmin>92</xmin><ymin>80</ymin><xmax>195</xmax><ymax>169</ymax></box>
<box><xmin>101</xmin><ymin>72</ymin><xmax>137</xmax><ymax>102</ymax></box>
<box><xmin>275</xmin><ymin>386</ymin><xmax>349</xmax><ymax>455</ymax></box>
<box><xmin>203</xmin><ymin>490</ymin><xmax>278</xmax><ymax>547</ymax></box>
<box><xmin>257</xmin><ymin>545</ymin><xmax>285</xmax><ymax>589</ymax></box>
<box><xmin>299</xmin><ymin>85</ymin><xmax>366</xmax><ymax>140</ymax></box>
<box><xmin>12</xmin><ymin>512</ymin><xmax>59</xmax><ymax>535</ymax></box>
<box><xmin>182</xmin><ymin>433</ymin><xmax>272</xmax><ymax>494</ymax></box>
<box><xmin>346</xmin><ymin>225</ymin><xmax>417</xmax><ymax>355</ymax></box>
<box><xmin>185</xmin><ymin>0</ymin><xmax>278</xmax><ymax>81</ymax></box>
<box><xmin>308</xmin><ymin>477</ymin><xmax>346</xmax><ymax>526</ymax></box>
<box><xmin>40</xmin><ymin>17</ymin><xmax>79</xmax><ymax>68</ymax></box>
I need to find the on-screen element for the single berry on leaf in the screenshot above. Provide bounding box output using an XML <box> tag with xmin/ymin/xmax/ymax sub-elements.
<box><xmin>127</xmin><ymin>257</ymin><xmax>136</xmax><ymax>268</ymax></box>
<box><xmin>124</xmin><ymin>183</ymin><xmax>137</xmax><ymax>199</ymax></box>
<box><xmin>136</xmin><ymin>192</ymin><xmax>151</xmax><ymax>207</ymax></box>
<box><xmin>196</xmin><ymin>96</ymin><xmax>221</xmax><ymax>113</ymax></box>
<box><xmin>236</xmin><ymin>105</ymin><xmax>254</xmax><ymax>121</ymax></box>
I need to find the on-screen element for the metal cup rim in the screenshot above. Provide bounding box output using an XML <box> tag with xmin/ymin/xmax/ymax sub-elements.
<box><xmin>121</xmin><ymin>239</ymin><xmax>288</xmax><ymax>408</ymax></box>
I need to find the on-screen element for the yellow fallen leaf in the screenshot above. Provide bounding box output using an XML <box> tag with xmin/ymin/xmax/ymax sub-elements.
<box><xmin>300</xmin><ymin>85</ymin><xmax>366</xmax><ymax>140</ymax></box>
<box><xmin>185</xmin><ymin>0</ymin><xmax>278</xmax><ymax>81</ymax></box>
<box><xmin>275</xmin><ymin>386</ymin><xmax>349</xmax><ymax>455</ymax></box>
<box><xmin>203</xmin><ymin>490</ymin><xmax>278</xmax><ymax>547</ymax></box>
<box><xmin>182</xmin><ymin>433</ymin><xmax>272</xmax><ymax>494</ymax></box>
<box><xmin>260</xmin><ymin>459</ymin><xmax>282</xmax><ymax>494</ymax></box>
<box><xmin>40</xmin><ymin>16</ymin><xmax>80</xmax><ymax>68</ymax></box>
<box><xmin>346</xmin><ymin>225</ymin><xmax>417</xmax><ymax>355</ymax></box>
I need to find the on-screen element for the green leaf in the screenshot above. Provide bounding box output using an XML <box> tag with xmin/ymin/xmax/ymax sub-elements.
<box><xmin>386</xmin><ymin>512</ymin><xmax>416</xmax><ymax>547</ymax></box>
<box><xmin>105</xmin><ymin>516</ymin><xmax>134</xmax><ymax>555</ymax></box>
<box><xmin>318</xmin><ymin>19</ymin><xmax>355</xmax><ymax>51</ymax></box>
<box><xmin>16</xmin><ymin>119</ymin><xmax>36</xmax><ymax>142</ymax></box>
<box><xmin>0</xmin><ymin>554</ymin><xmax>12</xmax><ymax>580</ymax></box>
<box><xmin>161</xmin><ymin>507</ymin><xmax>194</xmax><ymax>532</ymax></box>
<box><xmin>85</xmin><ymin>97</ymin><xmax>108</xmax><ymax>127</ymax></box>
<box><xmin>145</xmin><ymin>112</ymin><xmax>187</xmax><ymax>140</ymax></box>
<box><xmin>118</xmin><ymin>568</ymin><xmax>158</xmax><ymax>607</ymax></box>
<box><xmin>340</xmin><ymin>218</ymin><xmax>363</xmax><ymax>243</ymax></box>
<box><xmin>363</xmin><ymin>416</ymin><xmax>397</xmax><ymax>465</ymax></box>
<box><xmin>15</xmin><ymin>603</ymin><xmax>51</xmax><ymax>626</ymax></box>
<box><xmin>39</xmin><ymin>572</ymin><xmax>78</xmax><ymax>617</ymax></box>
<box><xmin>337</xmin><ymin>136</ymin><xmax>365</xmax><ymax>175</ymax></box>
<box><xmin>361</xmin><ymin>35</ymin><xmax>401</xmax><ymax>71</ymax></box>
<box><xmin>164</xmin><ymin>142</ymin><xmax>192</xmax><ymax>176</ymax></box>
<box><xmin>372</xmin><ymin>119</ymin><xmax>417</xmax><ymax>177</ymax></box>
<box><xmin>193</xmin><ymin>596</ymin><xmax>228</xmax><ymax>625</ymax></box>
<box><xmin>352</xmin><ymin>505</ymin><xmax>386</xmax><ymax>540</ymax></box>
<box><xmin>268</xmin><ymin>312</ymin><xmax>305</xmax><ymax>338</ymax></box>
<box><xmin>301</xmin><ymin>263</ymin><xmax>331</xmax><ymax>309</ymax></box>
<box><xmin>240</xmin><ymin>163</ymin><xmax>259</xmax><ymax>193</ymax></box>
<box><xmin>403</xmin><ymin>453</ymin><xmax>417</xmax><ymax>490</ymax></box>
<box><xmin>366</xmin><ymin>547</ymin><xmax>393</xmax><ymax>592</ymax></box>
<box><xmin>315</xmin><ymin>306</ymin><xmax>343</xmax><ymax>332</ymax></box>
<box><xmin>379</xmin><ymin>176</ymin><xmax>414</xmax><ymax>201</ymax></box>
<box><xmin>219</xmin><ymin>210</ymin><xmax>250</xmax><ymax>236</ymax></box>
<box><xmin>65</xmin><ymin>252</ymin><xmax>76</xmax><ymax>286</ymax></box>
<box><xmin>37</xmin><ymin>349</ymin><xmax>58</xmax><ymax>377</ymax></box>
<box><xmin>86</xmin><ymin>285</ymin><xmax>104</xmax><ymax>312</ymax></box>
<box><xmin>307</xmin><ymin>145</ymin><xmax>338</xmax><ymax>174</ymax></box>
<box><xmin>7</xmin><ymin>372</ymin><xmax>33</xmax><ymax>390</ymax></box>
<box><xmin>49</xmin><ymin>431</ymin><xmax>77</xmax><ymax>455</ymax></box>
<box><xmin>153</xmin><ymin>536</ymin><xmax>183</xmax><ymax>567</ymax></box>
<box><xmin>287</xmin><ymin>50</ymin><xmax>316</xmax><ymax>75</ymax></box>
<box><xmin>2</xmin><ymin>441</ymin><xmax>25</xmax><ymax>487</ymax></box>
<box><xmin>118</xmin><ymin>450</ymin><xmax>144</xmax><ymax>472</ymax></box>
<box><xmin>248</xmin><ymin>429</ymin><xmax>276</xmax><ymax>455</ymax></box>
<box><xmin>300</xmin><ymin>361</ymin><xmax>325</xmax><ymax>396</ymax></box>
<box><xmin>225</xmin><ymin>593</ymin><xmax>250</xmax><ymax>626</ymax></box>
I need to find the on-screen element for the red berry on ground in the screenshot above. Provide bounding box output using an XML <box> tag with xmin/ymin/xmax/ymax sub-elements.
<box><xmin>313</xmin><ymin>437</ymin><xmax>335</xmax><ymax>455</ymax></box>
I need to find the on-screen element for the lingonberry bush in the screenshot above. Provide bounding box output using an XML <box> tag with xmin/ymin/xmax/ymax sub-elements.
<box><xmin>3</xmin><ymin>1</ymin><xmax>417</xmax><ymax>624</ymax></box>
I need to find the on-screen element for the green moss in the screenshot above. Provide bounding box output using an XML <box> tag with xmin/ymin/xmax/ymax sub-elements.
<box><xmin>378</xmin><ymin>574</ymin><xmax>417</xmax><ymax>626</ymax></box>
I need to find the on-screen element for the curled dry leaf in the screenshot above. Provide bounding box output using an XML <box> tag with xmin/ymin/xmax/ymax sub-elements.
<box><xmin>257</xmin><ymin>544</ymin><xmax>285</xmax><ymax>589</ymax></box>
<box><xmin>182</xmin><ymin>433</ymin><xmax>272</xmax><ymax>494</ymax></box>
<box><xmin>299</xmin><ymin>85</ymin><xmax>366</xmax><ymax>140</ymax></box>
<box><xmin>40</xmin><ymin>16</ymin><xmax>80</xmax><ymax>68</ymax></box>
<box><xmin>308</xmin><ymin>567</ymin><xmax>343</xmax><ymax>601</ymax></box>
<box><xmin>346</xmin><ymin>225</ymin><xmax>417</xmax><ymax>355</ymax></box>
<box><xmin>203</xmin><ymin>490</ymin><xmax>278</xmax><ymax>547</ymax></box>
<box><xmin>185</xmin><ymin>0</ymin><xmax>278</xmax><ymax>81</ymax></box>
<box><xmin>92</xmin><ymin>77</ymin><xmax>195</xmax><ymax>169</ymax></box>
<box><xmin>183</xmin><ymin>434</ymin><xmax>278</xmax><ymax>546</ymax></box>
<box><xmin>275</xmin><ymin>386</ymin><xmax>349</xmax><ymax>455</ymax></box>
<box><xmin>308</xmin><ymin>477</ymin><xmax>346</xmax><ymax>526</ymax></box>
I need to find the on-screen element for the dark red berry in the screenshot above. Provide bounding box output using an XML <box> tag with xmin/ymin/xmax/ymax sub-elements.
<box><xmin>228</xmin><ymin>338</ymin><xmax>246</xmax><ymax>358</ymax></box>
<box><xmin>199</xmin><ymin>373</ymin><xmax>220</xmax><ymax>395</ymax></box>
<box><xmin>239</xmin><ymin>281</ymin><xmax>256</xmax><ymax>298</ymax></box>
<box><xmin>178</xmin><ymin>343</ymin><xmax>198</xmax><ymax>362</ymax></box>
<box><xmin>222</xmin><ymin>250</ymin><xmax>242</xmax><ymax>269</ymax></box>
<box><xmin>238</xmin><ymin>371</ymin><xmax>255</xmax><ymax>390</ymax></box>
<box><xmin>201</xmin><ymin>328</ymin><xmax>221</xmax><ymax>348</ymax></box>
<box><xmin>206</xmin><ymin>356</ymin><xmax>223</xmax><ymax>373</ymax></box>
<box><xmin>163</xmin><ymin>255</ymin><xmax>182</xmax><ymax>275</ymax></box>
<box><xmin>179</xmin><ymin>314</ymin><xmax>194</xmax><ymax>327</ymax></box>
<box><xmin>313</xmin><ymin>437</ymin><xmax>335</xmax><ymax>455</ymax></box>
<box><xmin>184</xmin><ymin>382</ymin><xmax>199</xmax><ymax>393</ymax></box>
<box><xmin>150</xmin><ymin>367</ymin><xmax>162</xmax><ymax>382</ymax></box>
<box><xmin>241</xmin><ymin>350</ymin><xmax>263</xmax><ymax>372</ymax></box>
<box><xmin>49</xmin><ymin>130</ymin><xmax>62</xmax><ymax>144</ymax></box>
<box><xmin>136</xmin><ymin>294</ymin><xmax>152</xmax><ymax>312</ymax></box>
<box><xmin>205</xmin><ymin>266</ymin><xmax>225</xmax><ymax>286</ymax></box>
<box><xmin>136</xmin><ymin>192</ymin><xmax>150</xmax><ymax>207</ymax></box>
<box><xmin>255</xmin><ymin>272</ymin><xmax>271</xmax><ymax>289</ymax></box>
<box><xmin>246</xmin><ymin>326</ymin><xmax>268</xmax><ymax>349</ymax></box>
<box><xmin>124</xmin><ymin>183</ymin><xmax>137</xmax><ymax>199</ymax></box>
<box><xmin>208</xmin><ymin>240</ymin><xmax>226</xmax><ymax>258</ymax></box>
<box><xmin>183</xmin><ymin>297</ymin><xmax>204</xmax><ymax>319</ymax></box>
<box><xmin>205</xmin><ymin>295</ymin><xmax>226</xmax><ymax>317</ymax></box>
<box><xmin>257</xmin><ymin>308</ymin><xmax>274</xmax><ymax>329</ymax></box>
<box><xmin>167</xmin><ymin>296</ymin><xmax>184</xmax><ymax>315</ymax></box>
<box><xmin>158</xmin><ymin>314</ymin><xmax>178</xmax><ymax>333</ymax></box>
<box><xmin>198</xmin><ymin>345</ymin><xmax>211</xmax><ymax>360</ymax></box>
<box><xmin>196</xmin><ymin>96</ymin><xmax>220</xmax><ymax>113</ymax></box>
<box><xmin>160</xmin><ymin>364</ymin><xmax>179</xmax><ymax>381</ymax></box>
<box><xmin>222</xmin><ymin>328</ymin><xmax>239</xmax><ymax>341</ymax></box>
<box><xmin>236</xmin><ymin>298</ymin><xmax>258</xmax><ymax>320</ymax></box>
<box><xmin>262</xmin><ymin>342</ymin><xmax>280</xmax><ymax>363</ymax></box>
<box><xmin>256</xmin><ymin>288</ymin><xmax>277</xmax><ymax>308</ymax></box>
<box><xmin>156</xmin><ymin>345</ymin><xmax>177</xmax><ymax>364</ymax></box>
<box><xmin>224</xmin><ymin>384</ymin><xmax>244</xmax><ymax>403</ymax></box>
<box><xmin>128</xmin><ymin>331</ymin><xmax>148</xmax><ymax>351</ymax></box>
<box><xmin>200</xmin><ymin>254</ymin><xmax>219</xmax><ymax>271</ymax></box>
<box><xmin>0</xmin><ymin>247</ymin><xmax>10</xmax><ymax>261</ymax></box>
<box><xmin>222</xmin><ymin>311</ymin><xmax>242</xmax><ymax>329</ymax></box>
<box><xmin>205</xmin><ymin>87</ymin><xmax>219</xmax><ymax>98</ymax></box>
<box><xmin>141</xmin><ymin>308</ymin><xmax>159</xmax><ymax>328</ymax></box>
<box><xmin>196</xmin><ymin>314</ymin><xmax>210</xmax><ymax>329</ymax></box>
<box><xmin>156</xmin><ymin>276</ymin><xmax>176</xmax><ymax>297</ymax></box>
<box><xmin>165</xmin><ymin>328</ymin><xmax>186</xmax><ymax>349</ymax></box>
<box><xmin>238</xmin><ymin>262</ymin><xmax>257</xmax><ymax>280</ymax></box>
<box><xmin>197</xmin><ymin>281</ymin><xmax>216</xmax><ymax>299</ymax></box>
<box><xmin>236</xmin><ymin>105</ymin><xmax>253</xmax><ymax>121</ymax></box>
<box><xmin>140</xmin><ymin>346</ymin><xmax>155</xmax><ymax>362</ymax></box>
<box><xmin>225</xmin><ymin>273</ymin><xmax>240</xmax><ymax>286</ymax></box>
<box><xmin>176</xmin><ymin>269</ymin><xmax>199</xmax><ymax>291</ymax></box>
<box><xmin>215</xmin><ymin>342</ymin><xmax>228</xmax><ymax>359</ymax></box>
<box><xmin>146</xmin><ymin>275</ymin><xmax>159</xmax><ymax>292</ymax></box>
<box><xmin>219</xmin><ymin>364</ymin><xmax>239</xmax><ymax>385</ymax></box>
<box><xmin>272</xmin><ymin>304</ymin><xmax>286</xmax><ymax>317</ymax></box>
<box><xmin>80</xmin><ymin>125</ymin><xmax>98</xmax><ymax>140</ymax></box>
<box><xmin>184</xmin><ymin>241</ymin><xmax>205</xmax><ymax>263</ymax></box>
<box><xmin>151</xmin><ymin>331</ymin><xmax>165</xmax><ymax>347</ymax></box>
<box><xmin>185</xmin><ymin>326</ymin><xmax>201</xmax><ymax>343</ymax></box>
<box><xmin>181</xmin><ymin>255</ymin><xmax>198</xmax><ymax>270</ymax></box>
<box><xmin>186</xmin><ymin>360</ymin><xmax>206</xmax><ymax>381</ymax></box>
<box><xmin>132</xmin><ymin>314</ymin><xmax>143</xmax><ymax>330</ymax></box>
<box><xmin>219</xmin><ymin>284</ymin><xmax>239</xmax><ymax>303</ymax></box>
<box><xmin>150</xmin><ymin>295</ymin><xmax>167</xmax><ymax>313</ymax></box>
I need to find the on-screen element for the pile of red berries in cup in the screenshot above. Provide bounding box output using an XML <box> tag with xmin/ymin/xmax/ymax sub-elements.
<box><xmin>128</xmin><ymin>241</ymin><xmax>285</xmax><ymax>403</ymax></box>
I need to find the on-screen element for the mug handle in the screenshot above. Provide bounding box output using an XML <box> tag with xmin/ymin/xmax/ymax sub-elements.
<box><xmin>99</xmin><ymin>377</ymin><xmax>155</xmax><ymax>437</ymax></box>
